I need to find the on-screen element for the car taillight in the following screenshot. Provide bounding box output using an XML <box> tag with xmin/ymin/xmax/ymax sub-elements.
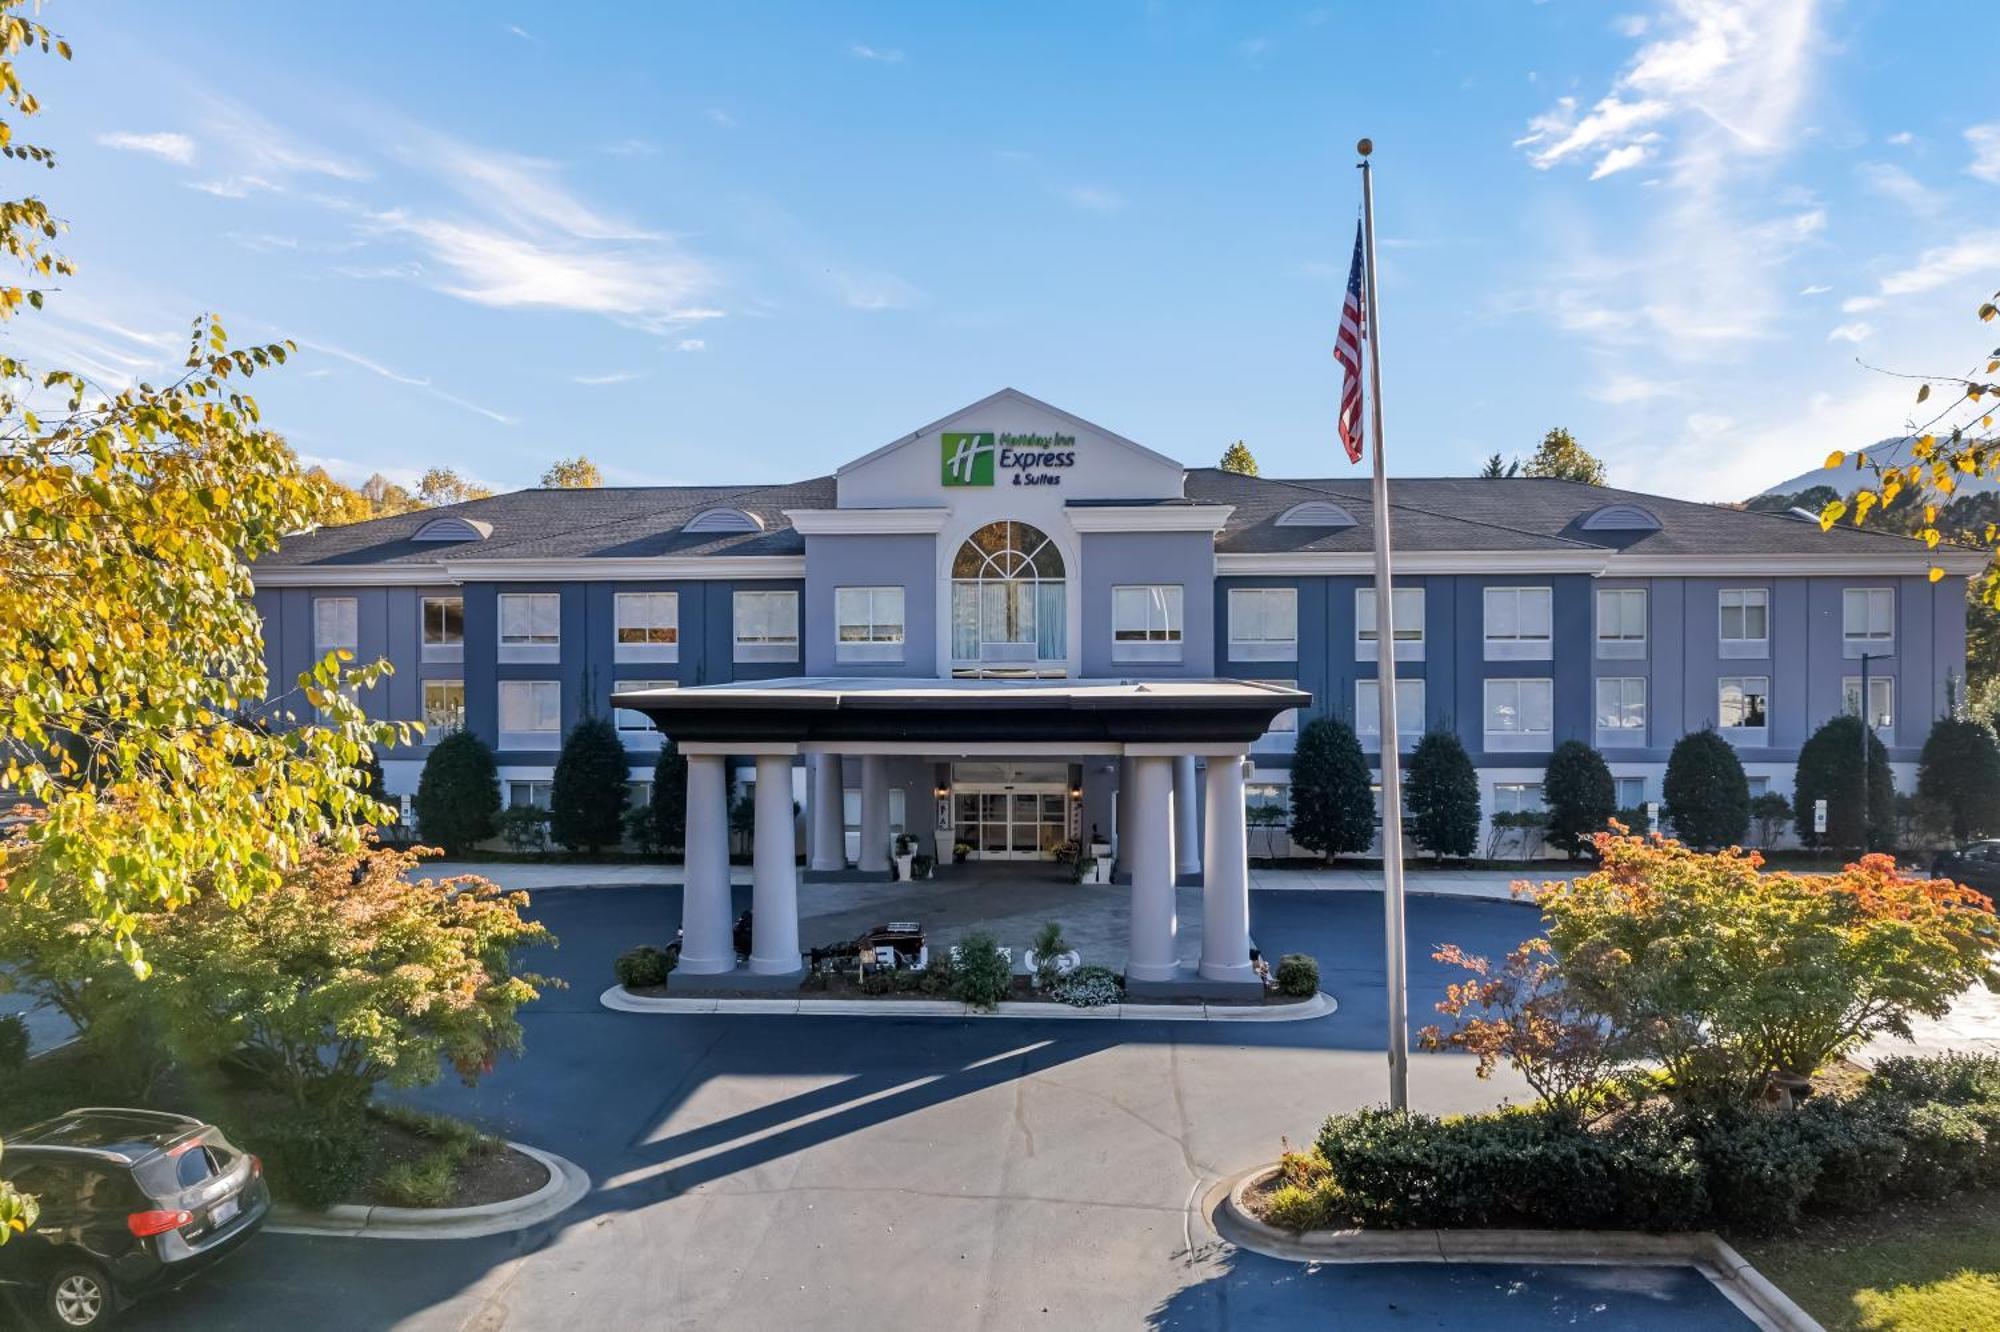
<box><xmin>127</xmin><ymin>1209</ymin><xmax>193</xmax><ymax>1237</ymax></box>
<box><xmin>250</xmin><ymin>1154</ymin><xmax>263</xmax><ymax>1178</ymax></box>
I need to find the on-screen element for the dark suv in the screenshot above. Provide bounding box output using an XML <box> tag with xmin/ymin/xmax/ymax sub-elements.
<box><xmin>1932</xmin><ymin>841</ymin><xmax>2000</xmax><ymax>894</ymax></box>
<box><xmin>0</xmin><ymin>1108</ymin><xmax>268</xmax><ymax>1328</ymax></box>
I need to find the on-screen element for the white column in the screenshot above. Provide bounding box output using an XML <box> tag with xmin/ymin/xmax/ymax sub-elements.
<box><xmin>749</xmin><ymin>754</ymin><xmax>802</xmax><ymax>975</ymax></box>
<box><xmin>1174</xmin><ymin>755</ymin><xmax>1202</xmax><ymax>879</ymax></box>
<box><xmin>1199</xmin><ymin>753</ymin><xmax>1254</xmax><ymax>983</ymax></box>
<box><xmin>1115</xmin><ymin>757</ymin><xmax>1134</xmax><ymax>869</ymax></box>
<box><xmin>858</xmin><ymin>754</ymin><xmax>890</xmax><ymax>873</ymax></box>
<box><xmin>677</xmin><ymin>754</ymin><xmax>735</xmax><ymax>975</ymax></box>
<box><xmin>1126</xmin><ymin>755</ymin><xmax>1179</xmax><ymax>982</ymax></box>
<box><xmin>810</xmin><ymin>754</ymin><xmax>846</xmax><ymax>872</ymax></box>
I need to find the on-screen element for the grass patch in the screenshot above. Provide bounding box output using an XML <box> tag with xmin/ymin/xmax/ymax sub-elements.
<box><xmin>1737</xmin><ymin>1190</ymin><xmax>2000</xmax><ymax>1332</ymax></box>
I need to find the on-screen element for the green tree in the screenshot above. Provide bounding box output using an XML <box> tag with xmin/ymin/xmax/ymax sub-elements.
<box><xmin>0</xmin><ymin>7</ymin><xmax>414</xmax><ymax>1241</ymax></box>
<box><xmin>1749</xmin><ymin>791</ymin><xmax>1792</xmax><ymax>847</ymax></box>
<box><xmin>1405</xmin><ymin>729</ymin><xmax>1480</xmax><ymax>860</ymax></box>
<box><xmin>416</xmin><ymin>466</ymin><xmax>493</xmax><ymax>507</ymax></box>
<box><xmin>1523</xmin><ymin>427</ymin><xmax>1608</xmax><ymax>485</ymax></box>
<box><xmin>1543</xmin><ymin>741</ymin><xmax>1616</xmax><ymax>859</ymax></box>
<box><xmin>550</xmin><ymin>714</ymin><xmax>628</xmax><ymax>854</ymax></box>
<box><xmin>1917</xmin><ymin>716</ymin><xmax>2000</xmax><ymax>844</ymax></box>
<box><xmin>414</xmin><ymin>731</ymin><xmax>502</xmax><ymax>854</ymax></box>
<box><xmin>1793</xmin><ymin>714</ymin><xmax>1896</xmax><ymax>851</ymax></box>
<box><xmin>1218</xmin><ymin>440</ymin><xmax>1259</xmax><ymax>476</ymax></box>
<box><xmin>1288</xmin><ymin>716</ymin><xmax>1376</xmax><ymax>859</ymax></box>
<box><xmin>540</xmin><ymin>455</ymin><xmax>602</xmax><ymax>488</ymax></box>
<box><xmin>650</xmin><ymin>737</ymin><xmax>689</xmax><ymax>852</ymax></box>
<box><xmin>1478</xmin><ymin>453</ymin><xmax>1520</xmax><ymax>479</ymax></box>
<box><xmin>1662</xmin><ymin>729</ymin><xmax>1750</xmax><ymax>850</ymax></box>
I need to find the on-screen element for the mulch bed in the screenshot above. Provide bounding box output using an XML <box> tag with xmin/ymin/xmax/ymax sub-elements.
<box><xmin>351</xmin><ymin>1115</ymin><xmax>548</xmax><ymax>1209</ymax></box>
<box><xmin>629</xmin><ymin>972</ymin><xmax>1313</xmax><ymax>1006</ymax></box>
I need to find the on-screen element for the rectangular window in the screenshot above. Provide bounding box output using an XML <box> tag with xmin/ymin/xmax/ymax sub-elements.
<box><xmin>498</xmin><ymin>680</ymin><xmax>561</xmax><ymax>747</ymax></box>
<box><xmin>1112</xmin><ymin>585</ymin><xmax>1184</xmax><ymax>662</ymax></box>
<box><xmin>1227</xmin><ymin>588</ymin><xmax>1298</xmax><ymax>661</ymax></box>
<box><xmin>615</xmin><ymin>680</ymin><xmax>675</xmax><ymax>733</ymax></box>
<box><xmin>1483</xmin><ymin>677</ymin><xmax>1555</xmax><ymax>749</ymax></box>
<box><xmin>507</xmin><ymin>780</ymin><xmax>552</xmax><ymax>810</ymax></box>
<box><xmin>498</xmin><ymin>592</ymin><xmax>560</xmax><ymax>662</ymax></box>
<box><xmin>1354</xmin><ymin>678</ymin><xmax>1425</xmax><ymax>745</ymax></box>
<box><xmin>420</xmin><ymin>596</ymin><xmax>463</xmax><ymax>662</ymax></box>
<box><xmin>1842</xmin><ymin>675</ymin><xmax>1895</xmax><ymax>732</ymax></box>
<box><xmin>733</xmin><ymin>590</ymin><xmax>800</xmax><ymax>662</ymax></box>
<box><xmin>1492</xmin><ymin>783</ymin><xmax>1546</xmax><ymax>815</ymax></box>
<box><xmin>1748</xmin><ymin>775</ymin><xmax>1770</xmax><ymax>799</ymax></box>
<box><xmin>1595</xmin><ymin>676</ymin><xmax>1646</xmax><ymax>745</ymax></box>
<box><xmin>1615</xmin><ymin>775</ymin><xmax>1645</xmax><ymax>809</ymax></box>
<box><xmin>835</xmin><ymin>587</ymin><xmax>906</xmax><ymax>663</ymax></box>
<box><xmin>1596</xmin><ymin>588</ymin><xmax>1647</xmax><ymax>658</ymax></box>
<box><xmin>422</xmin><ymin>679</ymin><xmax>465</xmax><ymax>736</ymax></box>
<box><xmin>1718</xmin><ymin>588</ymin><xmax>1769</xmax><ymax>657</ymax></box>
<box><xmin>1356</xmin><ymin>587</ymin><xmax>1425</xmax><ymax>661</ymax></box>
<box><xmin>1719</xmin><ymin>676</ymin><xmax>1769</xmax><ymax>731</ymax></box>
<box><xmin>313</xmin><ymin>596</ymin><xmax>358</xmax><ymax>656</ymax></box>
<box><xmin>1483</xmin><ymin>586</ymin><xmax>1553</xmax><ymax>660</ymax></box>
<box><xmin>627</xmin><ymin>780</ymin><xmax>652</xmax><ymax>810</ymax></box>
<box><xmin>614</xmin><ymin>592</ymin><xmax>679</xmax><ymax>663</ymax></box>
<box><xmin>1842</xmin><ymin>588</ymin><xmax>1894</xmax><ymax>654</ymax></box>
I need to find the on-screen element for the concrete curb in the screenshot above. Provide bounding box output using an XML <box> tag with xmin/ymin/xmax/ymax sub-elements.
<box><xmin>1208</xmin><ymin>1165</ymin><xmax>1824</xmax><ymax>1332</ymax></box>
<box><xmin>265</xmin><ymin>1142</ymin><xmax>591</xmax><ymax>1242</ymax></box>
<box><xmin>600</xmin><ymin>984</ymin><xmax>1338</xmax><ymax>1023</ymax></box>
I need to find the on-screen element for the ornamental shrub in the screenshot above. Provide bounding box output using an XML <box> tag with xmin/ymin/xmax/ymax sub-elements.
<box><xmin>1749</xmin><ymin>792</ymin><xmax>1792</xmax><ymax>847</ymax></box>
<box><xmin>1275</xmin><ymin>953</ymin><xmax>1320</xmax><ymax>997</ymax></box>
<box><xmin>1404</xmin><ymin>730</ymin><xmax>1480</xmax><ymax>860</ymax></box>
<box><xmin>1289</xmin><ymin>717</ymin><xmax>1375</xmax><ymax>859</ymax></box>
<box><xmin>1662</xmin><ymin>728</ymin><xmax>1750</xmax><ymax>849</ymax></box>
<box><xmin>0</xmin><ymin>1013</ymin><xmax>26</xmax><ymax>1072</ymax></box>
<box><xmin>1543</xmin><ymin>740</ymin><xmax>1616</xmax><ymax>858</ymax></box>
<box><xmin>614</xmin><ymin>945</ymin><xmax>675</xmax><ymax>989</ymax></box>
<box><xmin>649</xmin><ymin>737</ymin><xmax>689</xmax><ymax>852</ymax></box>
<box><xmin>1050</xmin><ymin>964</ymin><xmax>1121</xmax><ymax>1008</ymax></box>
<box><xmin>550</xmin><ymin>714</ymin><xmax>630</xmax><ymax>854</ymax></box>
<box><xmin>1793</xmin><ymin>713</ymin><xmax>1896</xmax><ymax>851</ymax></box>
<box><xmin>1916</xmin><ymin>716</ymin><xmax>2000</xmax><ymax>844</ymax></box>
<box><xmin>414</xmin><ymin>730</ymin><xmax>502</xmax><ymax>854</ymax></box>
<box><xmin>951</xmin><ymin>931</ymin><xmax>1012</xmax><ymax>1011</ymax></box>
<box><xmin>239</xmin><ymin>1103</ymin><xmax>373</xmax><ymax>1208</ymax></box>
<box><xmin>497</xmin><ymin>804</ymin><xmax>550</xmax><ymax>854</ymax></box>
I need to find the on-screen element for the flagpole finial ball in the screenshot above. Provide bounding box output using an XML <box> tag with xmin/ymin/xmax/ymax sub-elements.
<box><xmin>1356</xmin><ymin>137</ymin><xmax>1373</xmax><ymax>157</ymax></box>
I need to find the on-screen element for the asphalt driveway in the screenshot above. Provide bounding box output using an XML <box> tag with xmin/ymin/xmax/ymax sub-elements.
<box><xmin>119</xmin><ymin>886</ymin><xmax>1758</xmax><ymax>1331</ymax></box>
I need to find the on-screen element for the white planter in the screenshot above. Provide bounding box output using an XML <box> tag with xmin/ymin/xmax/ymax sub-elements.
<box><xmin>893</xmin><ymin>853</ymin><xmax>915</xmax><ymax>881</ymax></box>
<box><xmin>1090</xmin><ymin>856</ymin><xmax>1113</xmax><ymax>884</ymax></box>
<box><xmin>1088</xmin><ymin>841</ymin><xmax>1111</xmax><ymax>859</ymax></box>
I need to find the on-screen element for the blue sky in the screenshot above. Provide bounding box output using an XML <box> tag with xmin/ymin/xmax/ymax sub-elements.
<box><xmin>21</xmin><ymin>1</ymin><xmax>1999</xmax><ymax>500</ymax></box>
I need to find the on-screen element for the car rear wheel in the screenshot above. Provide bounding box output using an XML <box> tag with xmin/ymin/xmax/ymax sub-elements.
<box><xmin>43</xmin><ymin>1264</ymin><xmax>116</xmax><ymax>1330</ymax></box>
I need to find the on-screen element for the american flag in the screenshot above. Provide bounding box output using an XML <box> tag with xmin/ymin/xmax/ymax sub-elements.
<box><xmin>1334</xmin><ymin>220</ymin><xmax>1366</xmax><ymax>464</ymax></box>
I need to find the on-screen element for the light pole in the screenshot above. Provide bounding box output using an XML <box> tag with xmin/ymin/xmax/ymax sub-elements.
<box><xmin>1857</xmin><ymin>651</ymin><xmax>1878</xmax><ymax>852</ymax></box>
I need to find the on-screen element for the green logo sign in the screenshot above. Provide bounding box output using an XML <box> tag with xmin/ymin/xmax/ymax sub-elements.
<box><xmin>941</xmin><ymin>432</ymin><xmax>996</xmax><ymax>486</ymax></box>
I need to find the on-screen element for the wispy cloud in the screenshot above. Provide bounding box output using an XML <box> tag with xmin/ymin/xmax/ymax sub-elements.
<box><xmin>200</xmin><ymin>98</ymin><xmax>369</xmax><ymax>183</ymax></box>
<box><xmin>1054</xmin><ymin>183</ymin><xmax>1126</xmax><ymax>213</ymax></box>
<box><xmin>822</xmin><ymin>266</ymin><xmax>920</xmax><ymax>311</ymax></box>
<box><xmin>1842</xmin><ymin>231</ymin><xmax>2000</xmax><ymax>313</ymax></box>
<box><xmin>1857</xmin><ymin>161</ymin><xmax>1941</xmax><ymax>216</ymax></box>
<box><xmin>299</xmin><ymin>340</ymin><xmax>518</xmax><ymax>425</ymax></box>
<box><xmin>96</xmin><ymin>131</ymin><xmax>195</xmax><ymax>165</ymax></box>
<box><xmin>505</xmin><ymin>24</ymin><xmax>533</xmax><ymax>41</ymax></box>
<box><xmin>1589</xmin><ymin>373</ymin><xmax>1677</xmax><ymax>403</ymax></box>
<box><xmin>676</xmin><ymin>338</ymin><xmax>706</xmax><ymax>352</ymax></box>
<box><xmin>1589</xmin><ymin>141</ymin><xmax>1655</xmax><ymax>179</ymax></box>
<box><xmin>570</xmin><ymin>370</ymin><xmax>642</xmax><ymax>385</ymax></box>
<box><xmin>189</xmin><ymin>175</ymin><xmax>279</xmax><ymax>199</ymax></box>
<box><xmin>1799</xmin><ymin>283</ymin><xmax>1830</xmax><ymax>295</ymax></box>
<box><xmin>1827</xmin><ymin>321</ymin><xmax>1872</xmax><ymax>343</ymax></box>
<box><xmin>1886</xmin><ymin>130</ymin><xmax>1916</xmax><ymax>147</ymax></box>
<box><xmin>703</xmin><ymin>109</ymin><xmax>736</xmax><ymax>129</ymax></box>
<box><xmin>1967</xmin><ymin>123</ymin><xmax>2000</xmax><ymax>184</ymax></box>
<box><xmin>599</xmin><ymin>137</ymin><xmax>661</xmax><ymax>157</ymax></box>
<box><xmin>849</xmin><ymin>42</ymin><xmax>904</xmax><ymax>64</ymax></box>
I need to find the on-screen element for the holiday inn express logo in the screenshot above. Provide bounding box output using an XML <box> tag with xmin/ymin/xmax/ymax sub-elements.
<box><xmin>941</xmin><ymin>432</ymin><xmax>996</xmax><ymax>486</ymax></box>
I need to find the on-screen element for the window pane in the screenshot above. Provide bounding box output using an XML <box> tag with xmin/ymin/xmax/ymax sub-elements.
<box><xmin>1523</xmin><ymin>680</ymin><xmax>1553</xmax><ymax>732</ymax></box>
<box><xmin>1113</xmin><ymin>587</ymin><xmax>1149</xmax><ymax>639</ymax></box>
<box><xmin>315</xmin><ymin>598</ymin><xmax>357</xmax><ymax>650</ymax></box>
<box><xmin>1485</xmin><ymin>680</ymin><xmax>1515</xmax><ymax>731</ymax></box>
<box><xmin>1485</xmin><ymin>588</ymin><xmax>1516</xmax><ymax>639</ymax></box>
<box><xmin>1521</xmin><ymin>589</ymin><xmax>1551</xmax><ymax>639</ymax></box>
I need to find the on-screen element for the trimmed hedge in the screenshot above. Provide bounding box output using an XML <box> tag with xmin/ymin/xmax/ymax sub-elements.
<box><xmin>1275</xmin><ymin>954</ymin><xmax>1320</xmax><ymax>997</ymax></box>
<box><xmin>1273</xmin><ymin>1052</ymin><xmax>2000</xmax><ymax>1237</ymax></box>
<box><xmin>615</xmin><ymin>945</ymin><xmax>676</xmax><ymax>989</ymax></box>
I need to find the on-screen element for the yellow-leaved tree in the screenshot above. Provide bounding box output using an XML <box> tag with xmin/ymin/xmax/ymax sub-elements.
<box><xmin>0</xmin><ymin>2</ymin><xmax>406</xmax><ymax>1240</ymax></box>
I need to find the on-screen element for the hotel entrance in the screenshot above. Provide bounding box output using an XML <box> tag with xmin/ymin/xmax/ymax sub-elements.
<box><xmin>950</xmin><ymin>762</ymin><xmax>1072</xmax><ymax>861</ymax></box>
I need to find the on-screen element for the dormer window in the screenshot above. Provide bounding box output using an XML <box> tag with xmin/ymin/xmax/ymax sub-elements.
<box><xmin>411</xmin><ymin>516</ymin><xmax>493</xmax><ymax>542</ymax></box>
<box><xmin>683</xmin><ymin>507</ymin><xmax>764</xmax><ymax>533</ymax></box>
<box><xmin>1274</xmin><ymin>500</ymin><xmax>1358</xmax><ymax>528</ymax></box>
<box><xmin>1578</xmin><ymin>504</ymin><xmax>1662</xmax><ymax>532</ymax></box>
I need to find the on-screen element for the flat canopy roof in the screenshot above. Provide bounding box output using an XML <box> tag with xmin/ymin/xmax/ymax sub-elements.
<box><xmin>611</xmin><ymin>676</ymin><xmax>1311</xmax><ymax>748</ymax></box>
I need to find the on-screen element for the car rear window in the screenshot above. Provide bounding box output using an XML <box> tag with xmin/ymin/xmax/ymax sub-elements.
<box><xmin>174</xmin><ymin>1145</ymin><xmax>218</xmax><ymax>1189</ymax></box>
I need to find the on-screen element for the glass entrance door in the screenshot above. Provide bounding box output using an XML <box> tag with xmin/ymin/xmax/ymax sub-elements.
<box><xmin>955</xmin><ymin>785</ymin><xmax>1069</xmax><ymax>861</ymax></box>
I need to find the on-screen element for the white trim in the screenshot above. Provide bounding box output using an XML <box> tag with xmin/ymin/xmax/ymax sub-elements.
<box><xmin>679</xmin><ymin>741</ymin><xmax>800</xmax><ymax>756</ymax></box>
<box><xmin>785</xmin><ymin>507</ymin><xmax>950</xmax><ymax>535</ymax></box>
<box><xmin>254</xmin><ymin>563</ymin><xmax>452</xmax><ymax>587</ymax></box>
<box><xmin>800</xmin><ymin>739</ymin><xmax>1123</xmax><ymax>757</ymax></box>
<box><xmin>1214</xmin><ymin>548</ymin><xmax>1984</xmax><ymax>577</ymax></box>
<box><xmin>1065</xmin><ymin>504</ymin><xmax>1234</xmax><ymax>533</ymax></box>
<box><xmin>1216</xmin><ymin>550</ymin><xmax>1609</xmax><ymax>575</ymax></box>
<box><xmin>1607</xmin><ymin>551</ymin><xmax>1986</xmax><ymax>576</ymax></box>
<box><xmin>833</xmin><ymin>386</ymin><xmax>1185</xmax><ymax>479</ymax></box>
<box><xmin>448</xmin><ymin>556</ymin><xmax>804</xmax><ymax>581</ymax></box>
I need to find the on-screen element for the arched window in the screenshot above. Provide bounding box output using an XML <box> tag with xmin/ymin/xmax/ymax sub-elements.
<box><xmin>950</xmin><ymin>521</ymin><xmax>1067</xmax><ymax>673</ymax></box>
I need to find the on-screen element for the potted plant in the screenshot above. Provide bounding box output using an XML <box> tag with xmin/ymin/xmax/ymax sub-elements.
<box><xmin>910</xmin><ymin>852</ymin><xmax>935</xmax><ymax>881</ymax></box>
<box><xmin>893</xmin><ymin>832</ymin><xmax>917</xmax><ymax>881</ymax></box>
<box><xmin>952</xmin><ymin>840</ymin><xmax>972</xmax><ymax>865</ymax></box>
<box><xmin>1087</xmin><ymin>824</ymin><xmax>1111</xmax><ymax>860</ymax></box>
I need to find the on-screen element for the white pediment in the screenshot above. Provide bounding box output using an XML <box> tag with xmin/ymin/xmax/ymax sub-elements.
<box><xmin>835</xmin><ymin>388</ymin><xmax>1186</xmax><ymax>509</ymax></box>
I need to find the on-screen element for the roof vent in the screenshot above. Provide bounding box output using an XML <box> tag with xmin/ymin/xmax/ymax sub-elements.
<box><xmin>683</xmin><ymin>507</ymin><xmax>765</xmax><ymax>533</ymax></box>
<box><xmin>1274</xmin><ymin>499</ymin><xmax>1359</xmax><ymax>528</ymax></box>
<box><xmin>1788</xmin><ymin>506</ymin><xmax>1820</xmax><ymax>523</ymax></box>
<box><xmin>410</xmin><ymin>516</ymin><xmax>493</xmax><ymax>543</ymax></box>
<box><xmin>1579</xmin><ymin>503</ymin><xmax>1662</xmax><ymax>532</ymax></box>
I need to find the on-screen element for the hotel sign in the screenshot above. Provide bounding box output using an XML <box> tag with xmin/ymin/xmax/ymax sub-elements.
<box><xmin>941</xmin><ymin>431</ymin><xmax>1078</xmax><ymax>488</ymax></box>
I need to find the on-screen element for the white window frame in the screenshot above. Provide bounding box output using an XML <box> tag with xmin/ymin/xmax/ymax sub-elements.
<box><xmin>507</xmin><ymin>779</ymin><xmax>553</xmax><ymax>810</ymax></box>
<box><xmin>1595</xmin><ymin>676</ymin><xmax>1646</xmax><ymax>747</ymax></box>
<box><xmin>1718</xmin><ymin>588</ymin><xmax>1768</xmax><ymax>659</ymax></box>
<box><xmin>422</xmin><ymin>678</ymin><xmax>465</xmax><ymax>738</ymax></box>
<box><xmin>498</xmin><ymin>592</ymin><xmax>561</xmax><ymax>663</ymax></box>
<box><xmin>1491</xmin><ymin>782</ymin><xmax>1546</xmax><ymax>815</ymax></box>
<box><xmin>313</xmin><ymin>596</ymin><xmax>358</xmax><ymax>657</ymax></box>
<box><xmin>1356</xmin><ymin>587</ymin><xmax>1425</xmax><ymax>662</ymax></box>
<box><xmin>1354</xmin><ymin>678</ymin><xmax>1425</xmax><ymax>749</ymax></box>
<box><xmin>1615</xmin><ymin>775</ymin><xmax>1645</xmax><ymax>809</ymax></box>
<box><xmin>1482</xmin><ymin>586</ymin><xmax>1553</xmax><ymax>661</ymax></box>
<box><xmin>1842</xmin><ymin>587</ymin><xmax>1895</xmax><ymax>657</ymax></box>
<box><xmin>835</xmin><ymin>586</ymin><xmax>906</xmax><ymax>664</ymax></box>
<box><xmin>1843</xmin><ymin>675</ymin><xmax>1895</xmax><ymax>737</ymax></box>
<box><xmin>420</xmin><ymin>595</ymin><xmax>463</xmax><ymax>663</ymax></box>
<box><xmin>614</xmin><ymin>592</ymin><xmax>679</xmax><ymax>664</ymax></box>
<box><xmin>1595</xmin><ymin>588</ymin><xmax>1647</xmax><ymax>660</ymax></box>
<box><xmin>1250</xmin><ymin>678</ymin><xmax>1299</xmax><ymax>752</ymax></box>
<box><xmin>1227</xmin><ymin>587</ymin><xmax>1298</xmax><ymax>662</ymax></box>
<box><xmin>1718</xmin><ymin>675</ymin><xmax>1769</xmax><ymax>736</ymax></box>
<box><xmin>1112</xmin><ymin>584</ymin><xmax>1184</xmax><ymax>663</ymax></box>
<box><xmin>498</xmin><ymin>679</ymin><xmax>562</xmax><ymax>749</ymax></box>
<box><xmin>733</xmin><ymin>589</ymin><xmax>800</xmax><ymax>663</ymax></box>
<box><xmin>614</xmin><ymin>679</ymin><xmax>675</xmax><ymax>738</ymax></box>
<box><xmin>1483</xmin><ymin>677</ymin><xmax>1555</xmax><ymax>751</ymax></box>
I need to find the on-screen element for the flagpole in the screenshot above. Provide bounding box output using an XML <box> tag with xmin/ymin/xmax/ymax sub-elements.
<box><xmin>1357</xmin><ymin>138</ymin><xmax>1410</xmax><ymax>1111</ymax></box>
